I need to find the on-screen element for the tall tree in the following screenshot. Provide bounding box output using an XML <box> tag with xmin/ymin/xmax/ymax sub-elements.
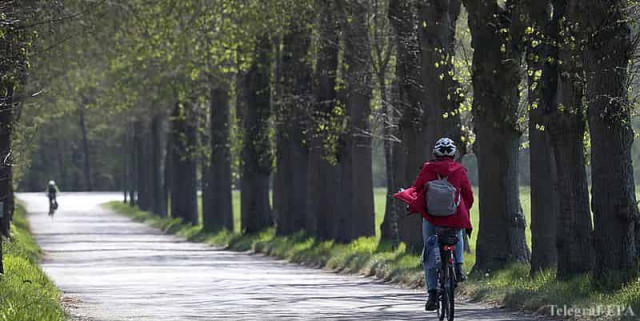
<box><xmin>371</xmin><ymin>0</ymin><xmax>399</xmax><ymax>243</ymax></box>
<box><xmin>388</xmin><ymin>0</ymin><xmax>425</xmax><ymax>250</ymax></box>
<box><xmin>463</xmin><ymin>0</ymin><xmax>530</xmax><ymax>270</ymax></box>
<box><xmin>307</xmin><ymin>0</ymin><xmax>342</xmax><ymax>240</ymax></box>
<box><xmin>543</xmin><ymin>0</ymin><xmax>594</xmax><ymax>278</ymax></box>
<box><xmin>240</xmin><ymin>36</ymin><xmax>273</xmax><ymax>233</ymax></box>
<box><xmin>151</xmin><ymin>113</ymin><xmax>167</xmax><ymax>217</ymax></box>
<box><xmin>134</xmin><ymin>119</ymin><xmax>154</xmax><ymax>211</ymax></box>
<box><xmin>338</xmin><ymin>0</ymin><xmax>376</xmax><ymax>240</ymax></box>
<box><xmin>417</xmin><ymin>0</ymin><xmax>464</xmax><ymax>149</ymax></box>
<box><xmin>582</xmin><ymin>0</ymin><xmax>638</xmax><ymax>281</ymax></box>
<box><xmin>128</xmin><ymin>121</ymin><xmax>137</xmax><ymax>207</ymax></box>
<box><xmin>78</xmin><ymin>101</ymin><xmax>93</xmax><ymax>191</ymax></box>
<box><xmin>524</xmin><ymin>0</ymin><xmax>559</xmax><ymax>274</ymax></box>
<box><xmin>274</xmin><ymin>18</ymin><xmax>313</xmax><ymax>236</ymax></box>
<box><xmin>168</xmin><ymin>100</ymin><xmax>198</xmax><ymax>225</ymax></box>
<box><xmin>203</xmin><ymin>83</ymin><xmax>234</xmax><ymax>232</ymax></box>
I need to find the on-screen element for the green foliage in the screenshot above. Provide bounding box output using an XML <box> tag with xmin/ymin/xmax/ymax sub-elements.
<box><xmin>0</xmin><ymin>205</ymin><xmax>65</xmax><ymax>321</ymax></box>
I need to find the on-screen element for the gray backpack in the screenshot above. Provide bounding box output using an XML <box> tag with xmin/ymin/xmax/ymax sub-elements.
<box><xmin>425</xmin><ymin>175</ymin><xmax>460</xmax><ymax>216</ymax></box>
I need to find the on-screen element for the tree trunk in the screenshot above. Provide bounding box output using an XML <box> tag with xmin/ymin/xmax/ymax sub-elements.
<box><xmin>203</xmin><ymin>85</ymin><xmax>234</xmax><ymax>231</ymax></box>
<box><xmin>463</xmin><ymin>0</ymin><xmax>530</xmax><ymax>271</ymax></box>
<box><xmin>122</xmin><ymin>126</ymin><xmax>128</xmax><ymax>204</ymax></box>
<box><xmin>337</xmin><ymin>0</ymin><xmax>375</xmax><ymax>240</ymax></box>
<box><xmin>379</xmin><ymin>71</ymin><xmax>398</xmax><ymax>243</ymax></box>
<box><xmin>240</xmin><ymin>37</ymin><xmax>273</xmax><ymax>234</ymax></box>
<box><xmin>388</xmin><ymin>0</ymin><xmax>426</xmax><ymax>251</ymax></box>
<box><xmin>525</xmin><ymin>0</ymin><xmax>559</xmax><ymax>274</ymax></box>
<box><xmin>541</xmin><ymin>0</ymin><xmax>594</xmax><ymax>278</ymax></box>
<box><xmin>0</xmin><ymin>83</ymin><xmax>14</xmax><ymax>275</ymax></box>
<box><xmin>168</xmin><ymin>101</ymin><xmax>198</xmax><ymax>225</ymax></box>
<box><xmin>0</xmin><ymin>84</ymin><xmax>15</xmax><ymax>238</ymax></box>
<box><xmin>417</xmin><ymin>0</ymin><xmax>463</xmax><ymax>150</ymax></box>
<box><xmin>582</xmin><ymin>0</ymin><xmax>638</xmax><ymax>281</ymax></box>
<box><xmin>151</xmin><ymin>113</ymin><xmax>167</xmax><ymax>217</ymax></box>
<box><xmin>78</xmin><ymin>103</ymin><xmax>93</xmax><ymax>191</ymax></box>
<box><xmin>529</xmin><ymin>117</ymin><xmax>559</xmax><ymax>274</ymax></box>
<box><xmin>128</xmin><ymin>124</ymin><xmax>136</xmax><ymax>207</ymax></box>
<box><xmin>274</xmin><ymin>21</ymin><xmax>312</xmax><ymax>236</ymax></box>
<box><xmin>135</xmin><ymin>120</ymin><xmax>153</xmax><ymax>211</ymax></box>
<box><xmin>163</xmin><ymin>122</ymin><xmax>172</xmax><ymax>215</ymax></box>
<box><xmin>308</xmin><ymin>0</ymin><xmax>342</xmax><ymax>240</ymax></box>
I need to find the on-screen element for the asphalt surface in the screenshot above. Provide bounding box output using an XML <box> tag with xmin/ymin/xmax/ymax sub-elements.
<box><xmin>19</xmin><ymin>192</ymin><xmax>547</xmax><ymax>321</ymax></box>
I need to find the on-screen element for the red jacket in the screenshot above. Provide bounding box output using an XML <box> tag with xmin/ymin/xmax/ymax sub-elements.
<box><xmin>394</xmin><ymin>158</ymin><xmax>474</xmax><ymax>232</ymax></box>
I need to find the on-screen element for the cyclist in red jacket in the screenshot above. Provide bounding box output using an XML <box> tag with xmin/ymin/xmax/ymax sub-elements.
<box><xmin>411</xmin><ymin>138</ymin><xmax>474</xmax><ymax>311</ymax></box>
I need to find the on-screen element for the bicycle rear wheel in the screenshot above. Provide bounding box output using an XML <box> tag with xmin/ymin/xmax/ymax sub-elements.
<box><xmin>440</xmin><ymin>266</ymin><xmax>452</xmax><ymax>320</ymax></box>
<box><xmin>437</xmin><ymin>269</ymin><xmax>445</xmax><ymax>320</ymax></box>
<box><xmin>446</xmin><ymin>265</ymin><xmax>455</xmax><ymax>321</ymax></box>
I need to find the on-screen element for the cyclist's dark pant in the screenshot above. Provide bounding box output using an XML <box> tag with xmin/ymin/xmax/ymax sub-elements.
<box><xmin>48</xmin><ymin>194</ymin><xmax>57</xmax><ymax>206</ymax></box>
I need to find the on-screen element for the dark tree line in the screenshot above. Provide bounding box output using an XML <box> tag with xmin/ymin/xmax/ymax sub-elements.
<box><xmin>3</xmin><ymin>0</ymin><xmax>640</xmax><ymax>288</ymax></box>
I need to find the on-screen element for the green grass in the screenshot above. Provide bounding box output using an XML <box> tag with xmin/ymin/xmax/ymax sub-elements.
<box><xmin>0</xmin><ymin>205</ymin><xmax>65</xmax><ymax>321</ymax></box>
<box><xmin>108</xmin><ymin>187</ymin><xmax>640</xmax><ymax>320</ymax></box>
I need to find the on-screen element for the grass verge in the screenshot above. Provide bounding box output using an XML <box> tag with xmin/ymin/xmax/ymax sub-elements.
<box><xmin>107</xmin><ymin>201</ymin><xmax>640</xmax><ymax>321</ymax></box>
<box><xmin>0</xmin><ymin>204</ymin><xmax>65</xmax><ymax>321</ymax></box>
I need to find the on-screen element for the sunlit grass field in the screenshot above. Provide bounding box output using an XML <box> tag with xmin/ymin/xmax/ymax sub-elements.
<box><xmin>0</xmin><ymin>205</ymin><xmax>65</xmax><ymax>321</ymax></box>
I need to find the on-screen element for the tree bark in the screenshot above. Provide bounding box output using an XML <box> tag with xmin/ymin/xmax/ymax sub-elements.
<box><xmin>0</xmin><ymin>84</ymin><xmax>14</xmax><ymax>238</ymax></box>
<box><xmin>274</xmin><ymin>21</ymin><xmax>312</xmax><ymax>236</ymax></box>
<box><xmin>0</xmin><ymin>83</ymin><xmax>14</xmax><ymax>275</ymax></box>
<box><xmin>417</xmin><ymin>0</ymin><xmax>463</xmax><ymax>150</ymax></box>
<box><xmin>163</xmin><ymin>121</ymin><xmax>172</xmax><ymax>214</ymax></box>
<box><xmin>134</xmin><ymin>120</ymin><xmax>153</xmax><ymax>211</ymax></box>
<box><xmin>379</xmin><ymin>92</ymin><xmax>398</xmax><ymax>243</ymax></box>
<box><xmin>78</xmin><ymin>102</ymin><xmax>93</xmax><ymax>191</ymax></box>
<box><xmin>168</xmin><ymin>101</ymin><xmax>198</xmax><ymax>225</ymax></box>
<box><xmin>151</xmin><ymin>113</ymin><xmax>167</xmax><ymax>217</ymax></box>
<box><xmin>240</xmin><ymin>37</ymin><xmax>273</xmax><ymax>234</ymax></box>
<box><xmin>128</xmin><ymin>121</ymin><xmax>136</xmax><ymax>207</ymax></box>
<box><xmin>203</xmin><ymin>85</ymin><xmax>234</xmax><ymax>231</ymax></box>
<box><xmin>338</xmin><ymin>0</ymin><xmax>375</xmax><ymax>240</ymax></box>
<box><xmin>122</xmin><ymin>125</ymin><xmax>128</xmax><ymax>204</ymax></box>
<box><xmin>525</xmin><ymin>0</ymin><xmax>559</xmax><ymax>274</ymax></box>
<box><xmin>388</xmin><ymin>0</ymin><xmax>427</xmax><ymax>251</ymax></box>
<box><xmin>308</xmin><ymin>0</ymin><xmax>342</xmax><ymax>240</ymax></box>
<box><xmin>582</xmin><ymin>0</ymin><xmax>638</xmax><ymax>281</ymax></box>
<box><xmin>379</xmin><ymin>76</ymin><xmax>398</xmax><ymax>243</ymax></box>
<box><xmin>463</xmin><ymin>0</ymin><xmax>530</xmax><ymax>271</ymax></box>
<box><xmin>541</xmin><ymin>0</ymin><xmax>594</xmax><ymax>278</ymax></box>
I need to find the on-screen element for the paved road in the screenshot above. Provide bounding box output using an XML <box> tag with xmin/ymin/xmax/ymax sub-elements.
<box><xmin>20</xmin><ymin>192</ymin><xmax>545</xmax><ymax>321</ymax></box>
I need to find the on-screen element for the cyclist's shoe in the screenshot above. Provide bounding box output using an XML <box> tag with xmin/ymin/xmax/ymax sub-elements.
<box><xmin>456</xmin><ymin>263</ymin><xmax>466</xmax><ymax>283</ymax></box>
<box><xmin>425</xmin><ymin>290</ymin><xmax>438</xmax><ymax>311</ymax></box>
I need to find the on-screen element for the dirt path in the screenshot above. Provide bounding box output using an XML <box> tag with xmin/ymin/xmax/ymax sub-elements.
<box><xmin>20</xmin><ymin>192</ymin><xmax>546</xmax><ymax>321</ymax></box>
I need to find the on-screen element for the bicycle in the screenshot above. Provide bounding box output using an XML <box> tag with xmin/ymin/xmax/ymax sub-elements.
<box><xmin>436</xmin><ymin>229</ymin><xmax>459</xmax><ymax>321</ymax></box>
<box><xmin>48</xmin><ymin>196</ymin><xmax>57</xmax><ymax>217</ymax></box>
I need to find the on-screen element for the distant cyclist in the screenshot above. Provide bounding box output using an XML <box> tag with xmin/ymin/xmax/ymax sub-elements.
<box><xmin>47</xmin><ymin>180</ymin><xmax>59</xmax><ymax>211</ymax></box>
<box><xmin>395</xmin><ymin>138</ymin><xmax>474</xmax><ymax>311</ymax></box>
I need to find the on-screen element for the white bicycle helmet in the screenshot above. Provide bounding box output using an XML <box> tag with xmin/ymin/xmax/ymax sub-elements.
<box><xmin>433</xmin><ymin>138</ymin><xmax>457</xmax><ymax>157</ymax></box>
<box><xmin>49</xmin><ymin>180</ymin><xmax>55</xmax><ymax>186</ymax></box>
